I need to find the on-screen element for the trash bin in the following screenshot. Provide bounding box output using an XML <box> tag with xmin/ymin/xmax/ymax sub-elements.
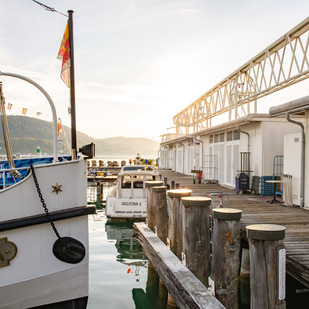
<box><xmin>191</xmin><ymin>169</ymin><xmax>202</xmax><ymax>184</ymax></box>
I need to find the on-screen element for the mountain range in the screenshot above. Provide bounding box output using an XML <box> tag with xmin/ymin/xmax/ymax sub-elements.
<box><xmin>0</xmin><ymin>116</ymin><xmax>160</xmax><ymax>158</ymax></box>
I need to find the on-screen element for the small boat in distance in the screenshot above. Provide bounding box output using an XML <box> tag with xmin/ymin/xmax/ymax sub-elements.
<box><xmin>106</xmin><ymin>165</ymin><xmax>160</xmax><ymax>219</ymax></box>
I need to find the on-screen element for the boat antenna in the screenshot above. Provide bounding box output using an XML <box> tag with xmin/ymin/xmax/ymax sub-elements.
<box><xmin>32</xmin><ymin>0</ymin><xmax>68</xmax><ymax>17</ymax></box>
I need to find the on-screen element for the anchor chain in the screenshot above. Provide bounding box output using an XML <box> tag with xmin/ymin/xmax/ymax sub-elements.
<box><xmin>30</xmin><ymin>164</ymin><xmax>61</xmax><ymax>239</ymax></box>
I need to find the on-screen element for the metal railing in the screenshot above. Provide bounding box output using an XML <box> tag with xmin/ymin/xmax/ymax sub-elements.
<box><xmin>0</xmin><ymin>166</ymin><xmax>30</xmax><ymax>189</ymax></box>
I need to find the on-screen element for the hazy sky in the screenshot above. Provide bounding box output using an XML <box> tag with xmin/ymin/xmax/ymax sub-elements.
<box><xmin>1</xmin><ymin>0</ymin><xmax>309</xmax><ymax>141</ymax></box>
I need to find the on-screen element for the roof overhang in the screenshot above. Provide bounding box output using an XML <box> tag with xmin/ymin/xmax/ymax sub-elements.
<box><xmin>161</xmin><ymin>113</ymin><xmax>274</xmax><ymax>146</ymax></box>
<box><xmin>160</xmin><ymin>134</ymin><xmax>192</xmax><ymax>146</ymax></box>
<box><xmin>269</xmin><ymin>95</ymin><xmax>309</xmax><ymax>117</ymax></box>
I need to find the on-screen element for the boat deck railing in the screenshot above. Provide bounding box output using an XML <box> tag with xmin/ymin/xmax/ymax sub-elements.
<box><xmin>0</xmin><ymin>166</ymin><xmax>30</xmax><ymax>189</ymax></box>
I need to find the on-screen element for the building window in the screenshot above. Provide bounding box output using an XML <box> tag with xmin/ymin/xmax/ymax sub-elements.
<box><xmin>234</xmin><ymin>130</ymin><xmax>240</xmax><ymax>140</ymax></box>
<box><xmin>214</xmin><ymin>134</ymin><xmax>219</xmax><ymax>143</ymax></box>
<box><xmin>220</xmin><ymin>133</ymin><xmax>225</xmax><ymax>142</ymax></box>
<box><xmin>209</xmin><ymin>135</ymin><xmax>213</xmax><ymax>143</ymax></box>
<box><xmin>227</xmin><ymin>131</ymin><xmax>233</xmax><ymax>141</ymax></box>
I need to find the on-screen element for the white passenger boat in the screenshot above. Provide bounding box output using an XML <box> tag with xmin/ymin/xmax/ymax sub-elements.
<box><xmin>0</xmin><ymin>72</ymin><xmax>96</xmax><ymax>308</ymax></box>
<box><xmin>106</xmin><ymin>165</ymin><xmax>160</xmax><ymax>219</ymax></box>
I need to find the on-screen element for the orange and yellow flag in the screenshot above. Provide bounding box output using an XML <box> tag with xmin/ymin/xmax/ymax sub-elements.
<box><xmin>57</xmin><ymin>21</ymin><xmax>70</xmax><ymax>87</ymax></box>
<box><xmin>57</xmin><ymin>120</ymin><xmax>63</xmax><ymax>138</ymax></box>
<box><xmin>22</xmin><ymin>108</ymin><xmax>27</xmax><ymax>115</ymax></box>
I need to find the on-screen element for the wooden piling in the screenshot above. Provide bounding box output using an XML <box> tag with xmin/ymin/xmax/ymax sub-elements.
<box><xmin>171</xmin><ymin>180</ymin><xmax>175</xmax><ymax>189</ymax></box>
<box><xmin>211</xmin><ymin>208</ymin><xmax>242</xmax><ymax>309</ymax></box>
<box><xmin>152</xmin><ymin>186</ymin><xmax>168</xmax><ymax>244</ymax></box>
<box><xmin>158</xmin><ymin>279</ymin><xmax>168</xmax><ymax>309</ymax></box>
<box><xmin>96</xmin><ymin>181</ymin><xmax>102</xmax><ymax>206</ymax></box>
<box><xmin>146</xmin><ymin>262</ymin><xmax>159</xmax><ymax>307</ymax></box>
<box><xmin>134</xmin><ymin>222</ymin><xmax>225</xmax><ymax>309</ymax></box>
<box><xmin>246</xmin><ymin>224</ymin><xmax>286</xmax><ymax>309</ymax></box>
<box><xmin>167</xmin><ymin>189</ymin><xmax>192</xmax><ymax>259</ymax></box>
<box><xmin>181</xmin><ymin>196</ymin><xmax>211</xmax><ymax>287</ymax></box>
<box><xmin>145</xmin><ymin>180</ymin><xmax>163</xmax><ymax>231</ymax></box>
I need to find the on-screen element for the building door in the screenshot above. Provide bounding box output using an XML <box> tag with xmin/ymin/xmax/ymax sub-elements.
<box><xmin>225</xmin><ymin>143</ymin><xmax>240</xmax><ymax>186</ymax></box>
<box><xmin>232</xmin><ymin>144</ymin><xmax>240</xmax><ymax>186</ymax></box>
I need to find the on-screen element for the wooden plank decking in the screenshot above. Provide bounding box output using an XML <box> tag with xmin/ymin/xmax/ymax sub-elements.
<box><xmin>158</xmin><ymin>169</ymin><xmax>309</xmax><ymax>288</ymax></box>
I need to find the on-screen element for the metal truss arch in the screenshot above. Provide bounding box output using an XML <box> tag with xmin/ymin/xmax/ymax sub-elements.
<box><xmin>173</xmin><ymin>17</ymin><xmax>309</xmax><ymax>135</ymax></box>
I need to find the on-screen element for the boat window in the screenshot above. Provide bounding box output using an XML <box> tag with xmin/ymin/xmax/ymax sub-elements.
<box><xmin>132</xmin><ymin>175</ymin><xmax>144</xmax><ymax>188</ymax></box>
<box><xmin>122</xmin><ymin>165</ymin><xmax>154</xmax><ymax>171</ymax></box>
<box><xmin>121</xmin><ymin>176</ymin><xmax>132</xmax><ymax>188</ymax></box>
<box><xmin>134</xmin><ymin>181</ymin><xmax>143</xmax><ymax>188</ymax></box>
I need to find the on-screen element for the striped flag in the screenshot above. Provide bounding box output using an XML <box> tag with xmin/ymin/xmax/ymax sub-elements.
<box><xmin>22</xmin><ymin>108</ymin><xmax>27</xmax><ymax>115</ymax></box>
<box><xmin>57</xmin><ymin>21</ymin><xmax>70</xmax><ymax>87</ymax></box>
<box><xmin>7</xmin><ymin>103</ymin><xmax>12</xmax><ymax>110</ymax></box>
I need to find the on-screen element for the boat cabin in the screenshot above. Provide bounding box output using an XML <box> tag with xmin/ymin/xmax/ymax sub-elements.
<box><xmin>106</xmin><ymin>167</ymin><xmax>160</xmax><ymax>218</ymax></box>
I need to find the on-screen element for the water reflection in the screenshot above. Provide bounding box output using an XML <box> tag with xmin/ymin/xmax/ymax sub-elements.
<box><xmin>105</xmin><ymin>220</ymin><xmax>147</xmax><ymax>279</ymax></box>
<box><xmin>105</xmin><ymin>220</ymin><xmax>167</xmax><ymax>308</ymax></box>
<box><xmin>88</xmin><ymin>212</ymin><xmax>151</xmax><ymax>308</ymax></box>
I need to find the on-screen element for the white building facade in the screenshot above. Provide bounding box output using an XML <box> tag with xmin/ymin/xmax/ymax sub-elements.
<box><xmin>269</xmin><ymin>95</ymin><xmax>309</xmax><ymax>209</ymax></box>
<box><xmin>159</xmin><ymin>114</ymin><xmax>303</xmax><ymax>192</ymax></box>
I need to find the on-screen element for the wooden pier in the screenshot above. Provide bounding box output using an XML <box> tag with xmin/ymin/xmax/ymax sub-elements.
<box><xmin>158</xmin><ymin>169</ymin><xmax>309</xmax><ymax>288</ymax></box>
<box><xmin>134</xmin><ymin>222</ymin><xmax>224</xmax><ymax>309</ymax></box>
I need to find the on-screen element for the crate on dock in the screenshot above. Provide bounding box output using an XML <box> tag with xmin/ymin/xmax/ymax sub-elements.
<box><xmin>260</xmin><ymin>176</ymin><xmax>278</xmax><ymax>196</ymax></box>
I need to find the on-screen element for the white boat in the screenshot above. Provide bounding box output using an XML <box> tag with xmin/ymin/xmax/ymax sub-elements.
<box><xmin>0</xmin><ymin>72</ymin><xmax>96</xmax><ymax>308</ymax></box>
<box><xmin>106</xmin><ymin>165</ymin><xmax>160</xmax><ymax>219</ymax></box>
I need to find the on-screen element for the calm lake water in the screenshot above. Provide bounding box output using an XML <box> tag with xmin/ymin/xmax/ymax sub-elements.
<box><xmin>87</xmin><ymin>211</ymin><xmax>149</xmax><ymax>309</ymax></box>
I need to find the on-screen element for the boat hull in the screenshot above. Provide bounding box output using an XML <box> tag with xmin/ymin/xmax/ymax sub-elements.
<box><xmin>0</xmin><ymin>159</ymin><xmax>95</xmax><ymax>308</ymax></box>
<box><xmin>0</xmin><ymin>217</ymin><xmax>90</xmax><ymax>309</ymax></box>
<box><xmin>106</xmin><ymin>196</ymin><xmax>147</xmax><ymax>218</ymax></box>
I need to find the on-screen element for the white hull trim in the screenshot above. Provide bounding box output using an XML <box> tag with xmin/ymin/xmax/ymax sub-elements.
<box><xmin>0</xmin><ymin>264</ymin><xmax>88</xmax><ymax>309</ymax></box>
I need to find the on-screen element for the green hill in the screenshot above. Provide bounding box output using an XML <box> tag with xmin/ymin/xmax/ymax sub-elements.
<box><xmin>0</xmin><ymin>116</ymin><xmax>160</xmax><ymax>157</ymax></box>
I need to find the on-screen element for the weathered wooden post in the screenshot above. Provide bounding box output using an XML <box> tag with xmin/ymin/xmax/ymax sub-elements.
<box><xmin>96</xmin><ymin>181</ymin><xmax>102</xmax><ymax>207</ymax></box>
<box><xmin>171</xmin><ymin>180</ymin><xmax>175</xmax><ymax>189</ymax></box>
<box><xmin>211</xmin><ymin>208</ymin><xmax>242</xmax><ymax>309</ymax></box>
<box><xmin>246</xmin><ymin>224</ymin><xmax>286</xmax><ymax>309</ymax></box>
<box><xmin>239</xmin><ymin>246</ymin><xmax>250</xmax><ymax>306</ymax></box>
<box><xmin>146</xmin><ymin>262</ymin><xmax>159</xmax><ymax>307</ymax></box>
<box><xmin>181</xmin><ymin>196</ymin><xmax>211</xmax><ymax>287</ymax></box>
<box><xmin>166</xmin><ymin>189</ymin><xmax>191</xmax><ymax>309</ymax></box>
<box><xmin>145</xmin><ymin>180</ymin><xmax>163</xmax><ymax>231</ymax></box>
<box><xmin>167</xmin><ymin>189</ymin><xmax>192</xmax><ymax>259</ymax></box>
<box><xmin>158</xmin><ymin>279</ymin><xmax>168</xmax><ymax>309</ymax></box>
<box><xmin>150</xmin><ymin>185</ymin><xmax>169</xmax><ymax>308</ymax></box>
<box><xmin>152</xmin><ymin>186</ymin><xmax>168</xmax><ymax>244</ymax></box>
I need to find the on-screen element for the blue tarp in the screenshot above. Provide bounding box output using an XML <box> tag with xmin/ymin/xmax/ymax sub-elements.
<box><xmin>0</xmin><ymin>156</ymin><xmax>71</xmax><ymax>186</ymax></box>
